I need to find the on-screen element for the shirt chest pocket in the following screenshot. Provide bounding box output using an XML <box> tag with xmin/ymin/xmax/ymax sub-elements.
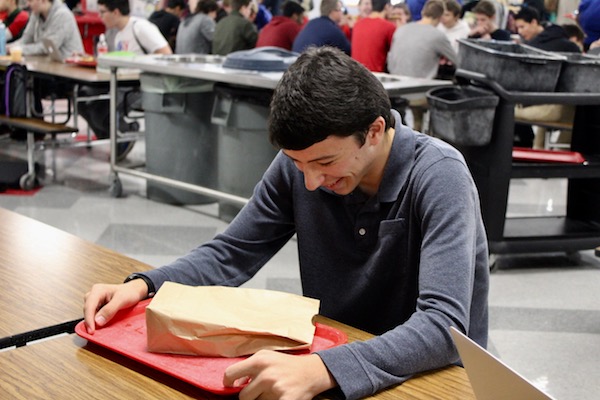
<box><xmin>379</xmin><ymin>218</ymin><xmax>406</xmax><ymax>236</ymax></box>
<box><xmin>377</xmin><ymin>218</ymin><xmax>411</xmax><ymax>270</ymax></box>
<box><xmin>359</xmin><ymin>218</ymin><xmax>413</xmax><ymax>283</ymax></box>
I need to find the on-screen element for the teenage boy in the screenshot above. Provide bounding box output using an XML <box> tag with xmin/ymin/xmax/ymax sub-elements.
<box><xmin>9</xmin><ymin>0</ymin><xmax>83</xmax><ymax>58</ymax></box>
<box><xmin>212</xmin><ymin>0</ymin><xmax>257</xmax><ymax>55</ymax></box>
<box><xmin>84</xmin><ymin>46</ymin><xmax>489</xmax><ymax>400</ymax></box>
<box><xmin>0</xmin><ymin>0</ymin><xmax>29</xmax><ymax>42</ymax></box>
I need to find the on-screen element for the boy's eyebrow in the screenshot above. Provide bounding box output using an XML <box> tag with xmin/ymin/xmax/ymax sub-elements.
<box><xmin>283</xmin><ymin>152</ymin><xmax>336</xmax><ymax>164</ymax></box>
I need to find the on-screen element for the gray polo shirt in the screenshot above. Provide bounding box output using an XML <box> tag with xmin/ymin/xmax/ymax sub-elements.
<box><xmin>143</xmin><ymin>110</ymin><xmax>489</xmax><ymax>399</ymax></box>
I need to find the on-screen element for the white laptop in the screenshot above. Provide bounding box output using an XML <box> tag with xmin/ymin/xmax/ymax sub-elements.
<box><xmin>42</xmin><ymin>38</ymin><xmax>65</xmax><ymax>63</ymax></box>
<box><xmin>449</xmin><ymin>326</ymin><xmax>555</xmax><ymax>400</ymax></box>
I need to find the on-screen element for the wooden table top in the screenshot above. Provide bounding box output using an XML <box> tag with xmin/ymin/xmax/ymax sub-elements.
<box><xmin>0</xmin><ymin>320</ymin><xmax>474</xmax><ymax>400</ymax></box>
<box><xmin>0</xmin><ymin>207</ymin><xmax>475</xmax><ymax>398</ymax></box>
<box><xmin>0</xmin><ymin>208</ymin><xmax>152</xmax><ymax>342</ymax></box>
<box><xmin>0</xmin><ymin>55</ymin><xmax>139</xmax><ymax>84</ymax></box>
<box><xmin>0</xmin><ymin>335</ymin><xmax>218</xmax><ymax>400</ymax></box>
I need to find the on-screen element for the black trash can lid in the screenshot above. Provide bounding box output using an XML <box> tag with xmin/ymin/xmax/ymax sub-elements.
<box><xmin>223</xmin><ymin>47</ymin><xmax>300</xmax><ymax>72</ymax></box>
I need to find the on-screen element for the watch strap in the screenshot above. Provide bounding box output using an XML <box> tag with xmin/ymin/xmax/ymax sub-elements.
<box><xmin>123</xmin><ymin>273</ymin><xmax>156</xmax><ymax>298</ymax></box>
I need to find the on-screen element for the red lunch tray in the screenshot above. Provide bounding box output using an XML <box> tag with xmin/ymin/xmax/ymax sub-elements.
<box><xmin>75</xmin><ymin>299</ymin><xmax>347</xmax><ymax>395</ymax></box>
<box><xmin>65</xmin><ymin>57</ymin><xmax>98</xmax><ymax>68</ymax></box>
<box><xmin>512</xmin><ymin>147</ymin><xmax>586</xmax><ymax>164</ymax></box>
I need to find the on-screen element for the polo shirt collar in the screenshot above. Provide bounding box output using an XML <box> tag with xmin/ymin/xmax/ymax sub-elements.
<box><xmin>377</xmin><ymin>109</ymin><xmax>416</xmax><ymax>203</ymax></box>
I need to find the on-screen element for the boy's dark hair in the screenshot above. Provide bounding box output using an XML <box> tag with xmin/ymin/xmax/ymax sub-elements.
<box><xmin>422</xmin><ymin>0</ymin><xmax>445</xmax><ymax>19</ymax></box>
<box><xmin>98</xmin><ymin>0</ymin><xmax>130</xmax><ymax>15</ymax></box>
<box><xmin>392</xmin><ymin>3</ymin><xmax>411</xmax><ymax>19</ymax></box>
<box><xmin>514</xmin><ymin>5</ymin><xmax>540</xmax><ymax>23</ymax></box>
<box><xmin>282</xmin><ymin>0</ymin><xmax>304</xmax><ymax>17</ymax></box>
<box><xmin>167</xmin><ymin>0</ymin><xmax>186</xmax><ymax>9</ymax></box>
<box><xmin>269</xmin><ymin>46</ymin><xmax>393</xmax><ymax>151</ymax></box>
<box><xmin>472</xmin><ymin>0</ymin><xmax>496</xmax><ymax>18</ymax></box>
<box><xmin>371</xmin><ymin>0</ymin><xmax>390</xmax><ymax>13</ymax></box>
<box><xmin>231</xmin><ymin>0</ymin><xmax>251</xmax><ymax>11</ymax></box>
<box><xmin>197</xmin><ymin>0</ymin><xmax>219</xmax><ymax>14</ymax></box>
<box><xmin>444</xmin><ymin>0</ymin><xmax>461</xmax><ymax>16</ymax></box>
<box><xmin>561</xmin><ymin>23</ymin><xmax>585</xmax><ymax>42</ymax></box>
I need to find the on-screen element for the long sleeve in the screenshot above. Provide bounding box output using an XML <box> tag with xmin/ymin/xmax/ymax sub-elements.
<box><xmin>143</xmin><ymin>153</ymin><xmax>297</xmax><ymax>290</ymax></box>
<box><xmin>437</xmin><ymin>35</ymin><xmax>458</xmax><ymax>66</ymax></box>
<box><xmin>242</xmin><ymin>19</ymin><xmax>258</xmax><ymax>48</ymax></box>
<box><xmin>200</xmin><ymin>17</ymin><xmax>216</xmax><ymax>43</ymax></box>
<box><xmin>17</xmin><ymin>2</ymin><xmax>83</xmax><ymax>58</ymax></box>
<box><xmin>317</xmin><ymin>154</ymin><xmax>488</xmax><ymax>399</ymax></box>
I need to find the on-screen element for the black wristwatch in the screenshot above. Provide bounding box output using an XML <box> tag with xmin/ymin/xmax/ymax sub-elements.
<box><xmin>124</xmin><ymin>273</ymin><xmax>156</xmax><ymax>298</ymax></box>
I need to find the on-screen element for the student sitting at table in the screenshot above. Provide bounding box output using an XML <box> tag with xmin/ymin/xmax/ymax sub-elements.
<box><xmin>212</xmin><ymin>0</ymin><xmax>257</xmax><ymax>55</ymax></box>
<box><xmin>389</xmin><ymin>2</ymin><xmax>411</xmax><ymax>28</ymax></box>
<box><xmin>84</xmin><ymin>46</ymin><xmax>489</xmax><ymax>400</ymax></box>
<box><xmin>292</xmin><ymin>0</ymin><xmax>351</xmax><ymax>55</ymax></box>
<box><xmin>2</xmin><ymin>0</ymin><xmax>82</xmax><ymax>141</ymax></box>
<box><xmin>351</xmin><ymin>0</ymin><xmax>396</xmax><ymax>73</ymax></box>
<box><xmin>387</xmin><ymin>0</ymin><xmax>457</xmax><ymax>131</ymax></box>
<box><xmin>255</xmin><ymin>0</ymin><xmax>304</xmax><ymax>51</ymax></box>
<box><xmin>468</xmin><ymin>0</ymin><xmax>511</xmax><ymax>41</ymax></box>
<box><xmin>438</xmin><ymin>0</ymin><xmax>469</xmax><ymax>53</ymax></box>
<box><xmin>78</xmin><ymin>0</ymin><xmax>172</xmax><ymax>161</ymax></box>
<box><xmin>0</xmin><ymin>0</ymin><xmax>29</xmax><ymax>43</ymax></box>
<box><xmin>514</xmin><ymin>6</ymin><xmax>580</xmax><ymax>52</ymax></box>
<box><xmin>98</xmin><ymin>0</ymin><xmax>172</xmax><ymax>55</ymax></box>
<box><xmin>148</xmin><ymin>0</ymin><xmax>186</xmax><ymax>51</ymax></box>
<box><xmin>8</xmin><ymin>0</ymin><xmax>83</xmax><ymax>58</ymax></box>
<box><xmin>175</xmin><ymin>0</ymin><xmax>219</xmax><ymax>54</ymax></box>
<box><xmin>513</xmin><ymin>5</ymin><xmax>580</xmax><ymax>149</ymax></box>
<box><xmin>561</xmin><ymin>23</ymin><xmax>585</xmax><ymax>52</ymax></box>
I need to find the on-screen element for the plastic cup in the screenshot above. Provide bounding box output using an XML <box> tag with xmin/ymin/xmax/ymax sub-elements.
<box><xmin>10</xmin><ymin>46</ymin><xmax>23</xmax><ymax>62</ymax></box>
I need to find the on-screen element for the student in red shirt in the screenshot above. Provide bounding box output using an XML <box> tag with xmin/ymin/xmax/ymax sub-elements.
<box><xmin>351</xmin><ymin>0</ymin><xmax>396</xmax><ymax>72</ymax></box>
<box><xmin>0</xmin><ymin>0</ymin><xmax>29</xmax><ymax>42</ymax></box>
<box><xmin>256</xmin><ymin>0</ymin><xmax>304</xmax><ymax>50</ymax></box>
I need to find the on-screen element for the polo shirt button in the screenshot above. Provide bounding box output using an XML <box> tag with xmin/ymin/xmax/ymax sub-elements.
<box><xmin>358</xmin><ymin>228</ymin><xmax>366</xmax><ymax>236</ymax></box>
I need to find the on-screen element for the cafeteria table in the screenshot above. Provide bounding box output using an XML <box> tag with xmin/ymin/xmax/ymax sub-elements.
<box><xmin>0</xmin><ymin>56</ymin><xmax>140</xmax><ymax>187</ymax></box>
<box><xmin>0</xmin><ymin>207</ymin><xmax>476</xmax><ymax>399</ymax></box>
<box><xmin>0</xmin><ymin>207</ymin><xmax>152</xmax><ymax>348</ymax></box>
<box><xmin>0</xmin><ymin>318</ymin><xmax>475</xmax><ymax>400</ymax></box>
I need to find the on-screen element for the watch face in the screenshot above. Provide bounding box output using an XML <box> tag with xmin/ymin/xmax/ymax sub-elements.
<box><xmin>124</xmin><ymin>273</ymin><xmax>139</xmax><ymax>283</ymax></box>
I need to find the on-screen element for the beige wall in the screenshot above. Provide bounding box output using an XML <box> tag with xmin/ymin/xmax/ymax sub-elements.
<box><xmin>556</xmin><ymin>0</ymin><xmax>579</xmax><ymax>24</ymax></box>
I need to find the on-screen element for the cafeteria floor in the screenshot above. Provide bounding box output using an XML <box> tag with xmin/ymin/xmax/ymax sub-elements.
<box><xmin>1</xmin><ymin>132</ymin><xmax>599</xmax><ymax>400</ymax></box>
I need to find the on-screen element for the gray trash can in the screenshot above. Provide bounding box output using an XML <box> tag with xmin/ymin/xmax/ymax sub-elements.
<box><xmin>142</xmin><ymin>73</ymin><xmax>218</xmax><ymax>204</ymax></box>
<box><xmin>427</xmin><ymin>85</ymin><xmax>499</xmax><ymax>146</ymax></box>
<box><xmin>211</xmin><ymin>83</ymin><xmax>277</xmax><ymax>222</ymax></box>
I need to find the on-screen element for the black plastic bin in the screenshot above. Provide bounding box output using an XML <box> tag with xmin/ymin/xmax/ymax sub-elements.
<box><xmin>556</xmin><ymin>52</ymin><xmax>600</xmax><ymax>93</ymax></box>
<box><xmin>427</xmin><ymin>85</ymin><xmax>499</xmax><ymax>146</ymax></box>
<box><xmin>457</xmin><ymin>39</ymin><xmax>566</xmax><ymax>92</ymax></box>
<box><xmin>211</xmin><ymin>83</ymin><xmax>277</xmax><ymax>222</ymax></box>
<box><xmin>142</xmin><ymin>74</ymin><xmax>218</xmax><ymax>205</ymax></box>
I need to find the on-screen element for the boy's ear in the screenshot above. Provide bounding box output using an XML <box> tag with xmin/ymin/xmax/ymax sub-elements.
<box><xmin>368</xmin><ymin>116</ymin><xmax>387</xmax><ymax>142</ymax></box>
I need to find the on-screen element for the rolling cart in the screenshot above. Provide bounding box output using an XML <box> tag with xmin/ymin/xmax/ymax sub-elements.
<box><xmin>451</xmin><ymin>69</ymin><xmax>600</xmax><ymax>261</ymax></box>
